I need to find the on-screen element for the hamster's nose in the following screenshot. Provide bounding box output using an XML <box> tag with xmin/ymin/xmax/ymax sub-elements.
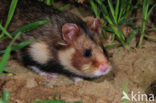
<box><xmin>99</xmin><ymin>64</ymin><xmax>111</xmax><ymax>72</ymax></box>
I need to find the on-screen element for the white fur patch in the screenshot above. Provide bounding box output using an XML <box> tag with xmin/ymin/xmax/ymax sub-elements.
<box><xmin>28</xmin><ymin>66</ymin><xmax>44</xmax><ymax>75</ymax></box>
<box><xmin>58</xmin><ymin>47</ymin><xmax>82</xmax><ymax>75</ymax></box>
<box><xmin>28</xmin><ymin>42</ymin><xmax>52</xmax><ymax>64</ymax></box>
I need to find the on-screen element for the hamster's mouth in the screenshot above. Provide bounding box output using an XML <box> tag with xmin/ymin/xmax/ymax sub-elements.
<box><xmin>93</xmin><ymin>64</ymin><xmax>111</xmax><ymax>77</ymax></box>
<box><xmin>93</xmin><ymin>68</ymin><xmax>110</xmax><ymax>77</ymax></box>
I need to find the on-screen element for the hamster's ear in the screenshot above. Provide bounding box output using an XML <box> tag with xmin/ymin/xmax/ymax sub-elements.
<box><xmin>62</xmin><ymin>23</ymin><xmax>81</xmax><ymax>44</ymax></box>
<box><xmin>87</xmin><ymin>18</ymin><xmax>102</xmax><ymax>34</ymax></box>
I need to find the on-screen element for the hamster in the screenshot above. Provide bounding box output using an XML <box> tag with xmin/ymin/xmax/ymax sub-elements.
<box><xmin>1</xmin><ymin>0</ymin><xmax>112</xmax><ymax>80</ymax></box>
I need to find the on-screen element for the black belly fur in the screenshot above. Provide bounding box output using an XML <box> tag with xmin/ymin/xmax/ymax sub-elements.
<box><xmin>20</xmin><ymin>46</ymin><xmax>89</xmax><ymax>79</ymax></box>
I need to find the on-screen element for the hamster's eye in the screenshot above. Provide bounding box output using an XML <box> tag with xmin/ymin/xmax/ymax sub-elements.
<box><xmin>83</xmin><ymin>49</ymin><xmax>92</xmax><ymax>58</ymax></box>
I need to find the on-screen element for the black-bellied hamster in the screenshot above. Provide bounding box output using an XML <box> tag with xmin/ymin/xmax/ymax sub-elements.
<box><xmin>0</xmin><ymin>0</ymin><xmax>112</xmax><ymax>81</ymax></box>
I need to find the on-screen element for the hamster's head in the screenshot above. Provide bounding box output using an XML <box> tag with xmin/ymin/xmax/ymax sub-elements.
<box><xmin>58</xmin><ymin>18</ymin><xmax>111</xmax><ymax>78</ymax></box>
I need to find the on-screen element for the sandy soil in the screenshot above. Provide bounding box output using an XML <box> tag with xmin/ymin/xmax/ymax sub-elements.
<box><xmin>0</xmin><ymin>40</ymin><xmax>156</xmax><ymax>103</ymax></box>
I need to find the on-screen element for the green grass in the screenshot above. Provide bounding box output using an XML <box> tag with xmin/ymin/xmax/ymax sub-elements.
<box><xmin>0</xmin><ymin>0</ymin><xmax>51</xmax><ymax>75</ymax></box>
<box><xmin>90</xmin><ymin>0</ymin><xmax>137</xmax><ymax>49</ymax></box>
<box><xmin>0</xmin><ymin>91</ymin><xmax>10</xmax><ymax>103</ymax></box>
<box><xmin>41</xmin><ymin>0</ymin><xmax>70</xmax><ymax>11</ymax></box>
<box><xmin>137</xmin><ymin>0</ymin><xmax>156</xmax><ymax>48</ymax></box>
<box><xmin>0</xmin><ymin>0</ymin><xmax>18</xmax><ymax>38</ymax></box>
<box><xmin>105</xmin><ymin>43</ymin><xmax>119</xmax><ymax>50</ymax></box>
<box><xmin>90</xmin><ymin>0</ymin><xmax>156</xmax><ymax>49</ymax></box>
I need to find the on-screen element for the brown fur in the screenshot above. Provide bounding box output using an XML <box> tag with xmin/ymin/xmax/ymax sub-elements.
<box><xmin>70</xmin><ymin>33</ymin><xmax>110</xmax><ymax>76</ymax></box>
<box><xmin>72</xmin><ymin>49</ymin><xmax>91</xmax><ymax>70</ymax></box>
<box><xmin>0</xmin><ymin>0</ymin><xmax>111</xmax><ymax>78</ymax></box>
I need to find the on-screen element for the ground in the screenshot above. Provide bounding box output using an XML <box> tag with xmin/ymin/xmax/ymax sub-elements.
<box><xmin>0</xmin><ymin>2</ymin><xmax>156</xmax><ymax>103</ymax></box>
<box><xmin>0</xmin><ymin>40</ymin><xmax>156</xmax><ymax>103</ymax></box>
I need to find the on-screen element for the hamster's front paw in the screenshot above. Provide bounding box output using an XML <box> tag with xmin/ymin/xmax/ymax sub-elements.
<box><xmin>28</xmin><ymin>66</ymin><xmax>58</xmax><ymax>80</ymax></box>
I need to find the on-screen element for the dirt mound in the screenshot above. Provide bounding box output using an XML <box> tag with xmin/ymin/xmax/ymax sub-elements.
<box><xmin>0</xmin><ymin>41</ymin><xmax>156</xmax><ymax>103</ymax></box>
